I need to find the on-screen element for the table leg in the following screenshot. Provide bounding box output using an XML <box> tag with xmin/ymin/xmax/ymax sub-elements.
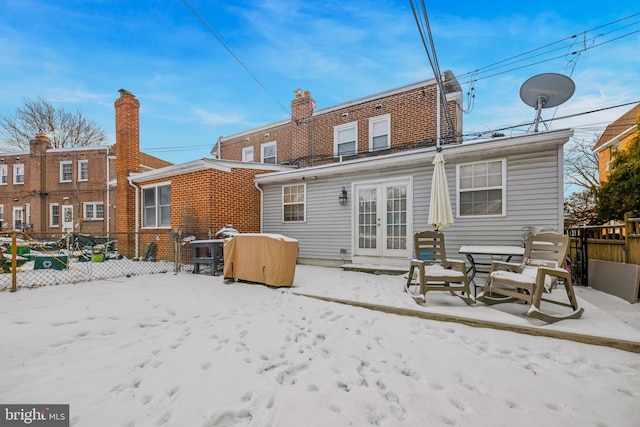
<box><xmin>464</xmin><ymin>253</ymin><xmax>479</xmax><ymax>296</ymax></box>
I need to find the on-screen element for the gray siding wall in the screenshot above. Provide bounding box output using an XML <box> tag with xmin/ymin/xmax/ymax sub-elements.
<box><xmin>260</xmin><ymin>144</ymin><xmax>563</xmax><ymax>264</ymax></box>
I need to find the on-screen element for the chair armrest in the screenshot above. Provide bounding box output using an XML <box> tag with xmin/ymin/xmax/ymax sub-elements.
<box><xmin>489</xmin><ymin>261</ymin><xmax>523</xmax><ymax>273</ymax></box>
<box><xmin>444</xmin><ymin>258</ymin><xmax>468</xmax><ymax>276</ymax></box>
<box><xmin>537</xmin><ymin>266</ymin><xmax>571</xmax><ymax>280</ymax></box>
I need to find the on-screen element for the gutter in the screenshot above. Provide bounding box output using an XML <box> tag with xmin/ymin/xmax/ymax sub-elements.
<box><xmin>254</xmin><ymin>181</ymin><xmax>264</xmax><ymax>232</ymax></box>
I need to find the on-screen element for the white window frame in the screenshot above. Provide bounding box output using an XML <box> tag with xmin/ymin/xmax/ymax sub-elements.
<box><xmin>78</xmin><ymin>159</ymin><xmax>89</xmax><ymax>181</ymax></box>
<box><xmin>261</xmin><ymin>141</ymin><xmax>277</xmax><ymax>164</ymax></box>
<box><xmin>282</xmin><ymin>183</ymin><xmax>306</xmax><ymax>223</ymax></box>
<box><xmin>59</xmin><ymin>161</ymin><xmax>73</xmax><ymax>182</ymax></box>
<box><xmin>334</xmin><ymin>121</ymin><xmax>358</xmax><ymax>157</ymax></box>
<box><xmin>50</xmin><ymin>203</ymin><xmax>60</xmax><ymax>227</ymax></box>
<box><xmin>0</xmin><ymin>165</ymin><xmax>7</xmax><ymax>185</ymax></box>
<box><xmin>0</xmin><ymin>204</ymin><xmax>4</xmax><ymax>222</ymax></box>
<box><xmin>456</xmin><ymin>158</ymin><xmax>507</xmax><ymax>217</ymax></box>
<box><xmin>13</xmin><ymin>164</ymin><xmax>24</xmax><ymax>184</ymax></box>
<box><xmin>242</xmin><ymin>146</ymin><xmax>254</xmax><ymax>162</ymax></box>
<box><xmin>83</xmin><ymin>202</ymin><xmax>104</xmax><ymax>220</ymax></box>
<box><xmin>368</xmin><ymin>114</ymin><xmax>390</xmax><ymax>152</ymax></box>
<box><xmin>142</xmin><ymin>182</ymin><xmax>171</xmax><ymax>228</ymax></box>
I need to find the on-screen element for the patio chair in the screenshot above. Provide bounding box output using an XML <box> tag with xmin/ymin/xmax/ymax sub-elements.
<box><xmin>476</xmin><ymin>232</ymin><xmax>584</xmax><ymax>323</ymax></box>
<box><xmin>404</xmin><ymin>231</ymin><xmax>474</xmax><ymax>305</ymax></box>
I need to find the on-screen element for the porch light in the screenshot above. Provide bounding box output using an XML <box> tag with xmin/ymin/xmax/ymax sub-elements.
<box><xmin>339</xmin><ymin>187</ymin><xmax>348</xmax><ymax>206</ymax></box>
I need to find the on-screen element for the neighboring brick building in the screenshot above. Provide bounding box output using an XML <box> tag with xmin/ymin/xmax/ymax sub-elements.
<box><xmin>593</xmin><ymin>103</ymin><xmax>640</xmax><ymax>184</ymax></box>
<box><xmin>0</xmin><ymin>89</ymin><xmax>171</xmax><ymax>237</ymax></box>
<box><xmin>0</xmin><ymin>137</ymin><xmax>115</xmax><ymax>234</ymax></box>
<box><xmin>212</xmin><ymin>71</ymin><xmax>462</xmax><ymax>167</ymax></box>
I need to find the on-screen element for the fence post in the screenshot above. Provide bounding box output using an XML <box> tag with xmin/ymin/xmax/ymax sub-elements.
<box><xmin>581</xmin><ymin>226</ymin><xmax>588</xmax><ymax>287</ymax></box>
<box><xmin>11</xmin><ymin>231</ymin><xmax>17</xmax><ymax>292</ymax></box>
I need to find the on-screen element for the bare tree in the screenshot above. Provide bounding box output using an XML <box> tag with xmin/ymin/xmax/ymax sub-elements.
<box><xmin>0</xmin><ymin>96</ymin><xmax>107</xmax><ymax>150</ymax></box>
<box><xmin>564</xmin><ymin>136</ymin><xmax>600</xmax><ymax>194</ymax></box>
<box><xmin>563</xmin><ymin>136</ymin><xmax>600</xmax><ymax>226</ymax></box>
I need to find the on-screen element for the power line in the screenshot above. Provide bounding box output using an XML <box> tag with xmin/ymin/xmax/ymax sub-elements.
<box><xmin>456</xmin><ymin>13</ymin><xmax>640</xmax><ymax>84</ymax></box>
<box><xmin>181</xmin><ymin>0</ymin><xmax>290</xmax><ymax>116</ymax></box>
<box><xmin>462</xmin><ymin>100</ymin><xmax>640</xmax><ymax>139</ymax></box>
<box><xmin>409</xmin><ymin>0</ymin><xmax>457</xmax><ymax>142</ymax></box>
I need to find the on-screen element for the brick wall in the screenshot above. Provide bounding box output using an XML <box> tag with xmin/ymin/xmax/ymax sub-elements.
<box><xmin>219</xmin><ymin>80</ymin><xmax>460</xmax><ymax>167</ymax></box>
<box><xmin>133</xmin><ymin>166</ymin><xmax>275</xmax><ymax>260</ymax></box>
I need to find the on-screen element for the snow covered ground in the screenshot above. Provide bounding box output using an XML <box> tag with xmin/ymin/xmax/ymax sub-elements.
<box><xmin>1</xmin><ymin>265</ymin><xmax>639</xmax><ymax>427</ymax></box>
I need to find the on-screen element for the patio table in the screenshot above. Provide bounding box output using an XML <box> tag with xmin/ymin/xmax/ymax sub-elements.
<box><xmin>191</xmin><ymin>239</ymin><xmax>224</xmax><ymax>275</ymax></box>
<box><xmin>458</xmin><ymin>245</ymin><xmax>525</xmax><ymax>295</ymax></box>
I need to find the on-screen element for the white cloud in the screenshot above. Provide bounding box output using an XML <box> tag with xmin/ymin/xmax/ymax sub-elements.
<box><xmin>193</xmin><ymin>108</ymin><xmax>244</xmax><ymax>126</ymax></box>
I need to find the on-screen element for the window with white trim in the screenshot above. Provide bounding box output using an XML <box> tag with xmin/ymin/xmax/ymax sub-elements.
<box><xmin>334</xmin><ymin>121</ymin><xmax>357</xmax><ymax>156</ymax></box>
<box><xmin>282</xmin><ymin>184</ymin><xmax>305</xmax><ymax>222</ymax></box>
<box><xmin>78</xmin><ymin>160</ymin><xmax>89</xmax><ymax>181</ymax></box>
<box><xmin>84</xmin><ymin>202</ymin><xmax>104</xmax><ymax>220</ymax></box>
<box><xmin>13</xmin><ymin>164</ymin><xmax>24</xmax><ymax>184</ymax></box>
<box><xmin>0</xmin><ymin>165</ymin><xmax>7</xmax><ymax>185</ymax></box>
<box><xmin>60</xmin><ymin>161</ymin><xmax>73</xmax><ymax>182</ymax></box>
<box><xmin>142</xmin><ymin>183</ymin><xmax>171</xmax><ymax>228</ymax></box>
<box><xmin>242</xmin><ymin>146</ymin><xmax>254</xmax><ymax>162</ymax></box>
<box><xmin>0</xmin><ymin>204</ymin><xmax>4</xmax><ymax>222</ymax></box>
<box><xmin>261</xmin><ymin>142</ymin><xmax>277</xmax><ymax>164</ymax></box>
<box><xmin>369</xmin><ymin>114</ymin><xmax>390</xmax><ymax>151</ymax></box>
<box><xmin>457</xmin><ymin>159</ymin><xmax>506</xmax><ymax>216</ymax></box>
<box><xmin>50</xmin><ymin>204</ymin><xmax>60</xmax><ymax>227</ymax></box>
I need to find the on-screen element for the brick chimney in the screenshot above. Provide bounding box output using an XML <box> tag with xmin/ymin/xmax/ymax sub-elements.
<box><xmin>29</xmin><ymin>134</ymin><xmax>52</xmax><ymax>154</ymax></box>
<box><xmin>114</xmin><ymin>89</ymin><xmax>140</xmax><ymax>256</ymax></box>
<box><xmin>29</xmin><ymin>134</ymin><xmax>52</xmax><ymax>231</ymax></box>
<box><xmin>291</xmin><ymin>89</ymin><xmax>315</xmax><ymax>166</ymax></box>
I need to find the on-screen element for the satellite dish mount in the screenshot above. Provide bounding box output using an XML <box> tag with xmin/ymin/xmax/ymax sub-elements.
<box><xmin>519</xmin><ymin>73</ymin><xmax>575</xmax><ymax>132</ymax></box>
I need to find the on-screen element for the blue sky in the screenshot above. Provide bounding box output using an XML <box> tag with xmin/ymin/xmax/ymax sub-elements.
<box><xmin>0</xmin><ymin>1</ymin><xmax>638</xmax><ymax>164</ymax></box>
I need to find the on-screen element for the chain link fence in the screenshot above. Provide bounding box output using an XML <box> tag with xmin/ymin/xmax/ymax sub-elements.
<box><xmin>0</xmin><ymin>230</ymin><xmax>207</xmax><ymax>292</ymax></box>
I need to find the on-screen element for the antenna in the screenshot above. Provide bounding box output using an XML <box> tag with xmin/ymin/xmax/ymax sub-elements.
<box><xmin>519</xmin><ymin>73</ymin><xmax>575</xmax><ymax>132</ymax></box>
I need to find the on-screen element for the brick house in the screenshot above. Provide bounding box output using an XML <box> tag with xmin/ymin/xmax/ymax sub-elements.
<box><xmin>208</xmin><ymin>72</ymin><xmax>572</xmax><ymax>267</ymax></box>
<box><xmin>0</xmin><ymin>90</ymin><xmax>171</xmax><ymax>237</ymax></box>
<box><xmin>0</xmin><ymin>137</ymin><xmax>115</xmax><ymax>234</ymax></box>
<box><xmin>592</xmin><ymin>103</ymin><xmax>640</xmax><ymax>184</ymax></box>
<box><xmin>212</xmin><ymin>71</ymin><xmax>462</xmax><ymax>166</ymax></box>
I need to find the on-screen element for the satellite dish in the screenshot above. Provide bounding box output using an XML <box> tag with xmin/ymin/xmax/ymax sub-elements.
<box><xmin>520</xmin><ymin>73</ymin><xmax>575</xmax><ymax>132</ymax></box>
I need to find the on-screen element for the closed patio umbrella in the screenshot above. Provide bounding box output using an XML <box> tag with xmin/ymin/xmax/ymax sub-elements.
<box><xmin>428</xmin><ymin>148</ymin><xmax>454</xmax><ymax>231</ymax></box>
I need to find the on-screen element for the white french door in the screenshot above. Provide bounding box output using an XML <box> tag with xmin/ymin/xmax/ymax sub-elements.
<box><xmin>354</xmin><ymin>178</ymin><xmax>411</xmax><ymax>258</ymax></box>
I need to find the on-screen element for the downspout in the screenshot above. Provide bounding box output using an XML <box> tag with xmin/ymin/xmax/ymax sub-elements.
<box><xmin>254</xmin><ymin>180</ymin><xmax>263</xmax><ymax>233</ymax></box>
<box><xmin>106</xmin><ymin>150</ymin><xmax>110</xmax><ymax>236</ymax></box>
<box><xmin>127</xmin><ymin>175</ymin><xmax>140</xmax><ymax>258</ymax></box>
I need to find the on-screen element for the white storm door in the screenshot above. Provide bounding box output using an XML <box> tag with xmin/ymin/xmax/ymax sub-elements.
<box><xmin>12</xmin><ymin>207</ymin><xmax>23</xmax><ymax>230</ymax></box>
<box><xmin>354</xmin><ymin>179</ymin><xmax>410</xmax><ymax>258</ymax></box>
<box><xmin>62</xmin><ymin>205</ymin><xmax>74</xmax><ymax>232</ymax></box>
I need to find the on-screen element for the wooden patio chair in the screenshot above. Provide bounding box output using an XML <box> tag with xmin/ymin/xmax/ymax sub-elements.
<box><xmin>476</xmin><ymin>232</ymin><xmax>584</xmax><ymax>323</ymax></box>
<box><xmin>404</xmin><ymin>231</ymin><xmax>474</xmax><ymax>305</ymax></box>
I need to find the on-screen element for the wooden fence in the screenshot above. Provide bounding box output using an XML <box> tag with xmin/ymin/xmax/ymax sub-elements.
<box><xmin>566</xmin><ymin>213</ymin><xmax>640</xmax><ymax>286</ymax></box>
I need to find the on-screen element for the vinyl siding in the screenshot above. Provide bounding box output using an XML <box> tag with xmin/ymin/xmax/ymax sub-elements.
<box><xmin>259</xmin><ymin>139</ymin><xmax>564</xmax><ymax>265</ymax></box>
